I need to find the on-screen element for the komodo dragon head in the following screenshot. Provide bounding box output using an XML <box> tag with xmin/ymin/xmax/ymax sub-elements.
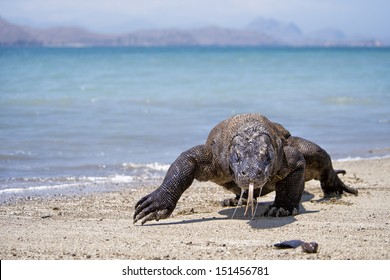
<box><xmin>228</xmin><ymin>122</ymin><xmax>276</xmax><ymax>215</ymax></box>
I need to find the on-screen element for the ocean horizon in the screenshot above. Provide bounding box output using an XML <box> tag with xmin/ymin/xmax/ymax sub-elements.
<box><xmin>1</xmin><ymin>46</ymin><xmax>389</xmax><ymax>202</ymax></box>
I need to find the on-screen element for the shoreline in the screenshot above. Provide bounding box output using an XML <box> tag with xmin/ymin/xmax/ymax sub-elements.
<box><xmin>1</xmin><ymin>157</ymin><xmax>389</xmax><ymax>260</ymax></box>
<box><xmin>1</xmin><ymin>152</ymin><xmax>390</xmax><ymax>204</ymax></box>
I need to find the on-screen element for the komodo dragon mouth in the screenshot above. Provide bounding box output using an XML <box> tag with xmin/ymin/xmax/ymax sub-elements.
<box><xmin>232</xmin><ymin>182</ymin><xmax>263</xmax><ymax>219</ymax></box>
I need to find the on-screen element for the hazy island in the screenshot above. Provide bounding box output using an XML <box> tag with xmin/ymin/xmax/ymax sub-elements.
<box><xmin>0</xmin><ymin>16</ymin><xmax>386</xmax><ymax>47</ymax></box>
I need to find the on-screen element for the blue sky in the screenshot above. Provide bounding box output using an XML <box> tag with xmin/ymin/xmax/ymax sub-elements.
<box><xmin>0</xmin><ymin>0</ymin><xmax>389</xmax><ymax>38</ymax></box>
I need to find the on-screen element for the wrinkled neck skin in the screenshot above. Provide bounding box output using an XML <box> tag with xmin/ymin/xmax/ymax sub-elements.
<box><xmin>229</xmin><ymin>124</ymin><xmax>276</xmax><ymax>192</ymax></box>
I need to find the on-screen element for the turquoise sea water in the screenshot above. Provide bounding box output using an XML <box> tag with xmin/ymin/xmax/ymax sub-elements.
<box><xmin>0</xmin><ymin>47</ymin><xmax>389</xmax><ymax>200</ymax></box>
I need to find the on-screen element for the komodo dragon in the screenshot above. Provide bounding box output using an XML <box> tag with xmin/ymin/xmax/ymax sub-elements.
<box><xmin>134</xmin><ymin>113</ymin><xmax>358</xmax><ymax>225</ymax></box>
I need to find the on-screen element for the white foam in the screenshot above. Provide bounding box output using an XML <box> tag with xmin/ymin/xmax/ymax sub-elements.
<box><xmin>0</xmin><ymin>182</ymin><xmax>83</xmax><ymax>194</ymax></box>
<box><xmin>82</xmin><ymin>176</ymin><xmax>107</xmax><ymax>182</ymax></box>
<box><xmin>0</xmin><ymin>176</ymin><xmax>113</xmax><ymax>195</ymax></box>
<box><xmin>122</xmin><ymin>162</ymin><xmax>170</xmax><ymax>171</ymax></box>
<box><xmin>110</xmin><ymin>175</ymin><xmax>134</xmax><ymax>183</ymax></box>
<box><xmin>0</xmin><ymin>173</ymin><xmax>149</xmax><ymax>196</ymax></box>
<box><xmin>335</xmin><ymin>154</ymin><xmax>390</xmax><ymax>162</ymax></box>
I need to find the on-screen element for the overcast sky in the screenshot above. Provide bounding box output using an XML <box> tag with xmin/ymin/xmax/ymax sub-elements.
<box><xmin>0</xmin><ymin>0</ymin><xmax>389</xmax><ymax>38</ymax></box>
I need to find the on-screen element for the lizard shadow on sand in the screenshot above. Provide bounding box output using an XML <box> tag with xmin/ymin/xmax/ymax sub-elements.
<box><xmin>218</xmin><ymin>190</ymin><xmax>319</xmax><ymax>229</ymax></box>
<box><xmin>142</xmin><ymin>191</ymin><xmax>319</xmax><ymax>229</ymax></box>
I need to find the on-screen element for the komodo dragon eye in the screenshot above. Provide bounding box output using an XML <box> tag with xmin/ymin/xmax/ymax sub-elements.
<box><xmin>232</xmin><ymin>151</ymin><xmax>242</xmax><ymax>163</ymax></box>
<box><xmin>262</xmin><ymin>151</ymin><xmax>271</xmax><ymax>162</ymax></box>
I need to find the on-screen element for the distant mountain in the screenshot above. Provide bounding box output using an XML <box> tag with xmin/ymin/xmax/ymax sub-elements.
<box><xmin>116</xmin><ymin>27</ymin><xmax>276</xmax><ymax>46</ymax></box>
<box><xmin>0</xmin><ymin>16</ymin><xmax>386</xmax><ymax>47</ymax></box>
<box><xmin>0</xmin><ymin>17</ymin><xmax>277</xmax><ymax>47</ymax></box>
<box><xmin>245</xmin><ymin>17</ymin><xmax>303</xmax><ymax>43</ymax></box>
<box><xmin>244</xmin><ymin>17</ymin><xmax>385</xmax><ymax>47</ymax></box>
<box><xmin>308</xmin><ymin>27</ymin><xmax>346</xmax><ymax>41</ymax></box>
<box><xmin>28</xmin><ymin>26</ymin><xmax>116</xmax><ymax>46</ymax></box>
<box><xmin>0</xmin><ymin>16</ymin><xmax>117</xmax><ymax>46</ymax></box>
<box><xmin>0</xmin><ymin>17</ymin><xmax>41</xmax><ymax>46</ymax></box>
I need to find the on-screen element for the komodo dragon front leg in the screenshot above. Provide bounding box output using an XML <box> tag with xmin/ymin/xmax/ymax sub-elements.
<box><xmin>133</xmin><ymin>145</ymin><xmax>214</xmax><ymax>225</ymax></box>
<box><xmin>264</xmin><ymin>146</ymin><xmax>306</xmax><ymax>217</ymax></box>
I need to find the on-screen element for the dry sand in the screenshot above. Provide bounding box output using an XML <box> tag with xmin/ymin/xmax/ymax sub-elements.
<box><xmin>1</xmin><ymin>158</ymin><xmax>389</xmax><ymax>260</ymax></box>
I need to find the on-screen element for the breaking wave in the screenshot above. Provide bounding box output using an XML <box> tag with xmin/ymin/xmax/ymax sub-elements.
<box><xmin>0</xmin><ymin>162</ymin><xmax>171</xmax><ymax>204</ymax></box>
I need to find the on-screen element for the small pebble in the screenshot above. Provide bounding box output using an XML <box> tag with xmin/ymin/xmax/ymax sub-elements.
<box><xmin>301</xmin><ymin>242</ymin><xmax>319</xmax><ymax>253</ymax></box>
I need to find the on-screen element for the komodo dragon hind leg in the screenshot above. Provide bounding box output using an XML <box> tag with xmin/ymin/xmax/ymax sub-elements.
<box><xmin>321</xmin><ymin>171</ymin><xmax>358</xmax><ymax>196</ymax></box>
<box><xmin>287</xmin><ymin>136</ymin><xmax>358</xmax><ymax>197</ymax></box>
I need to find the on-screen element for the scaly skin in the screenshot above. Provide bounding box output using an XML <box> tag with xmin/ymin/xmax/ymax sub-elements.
<box><xmin>134</xmin><ymin>114</ymin><xmax>358</xmax><ymax>225</ymax></box>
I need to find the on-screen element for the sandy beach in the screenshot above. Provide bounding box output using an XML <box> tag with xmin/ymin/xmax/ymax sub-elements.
<box><xmin>1</xmin><ymin>157</ymin><xmax>389</xmax><ymax>260</ymax></box>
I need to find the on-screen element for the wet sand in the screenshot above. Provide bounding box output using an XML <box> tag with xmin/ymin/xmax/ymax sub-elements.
<box><xmin>1</xmin><ymin>158</ymin><xmax>389</xmax><ymax>260</ymax></box>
